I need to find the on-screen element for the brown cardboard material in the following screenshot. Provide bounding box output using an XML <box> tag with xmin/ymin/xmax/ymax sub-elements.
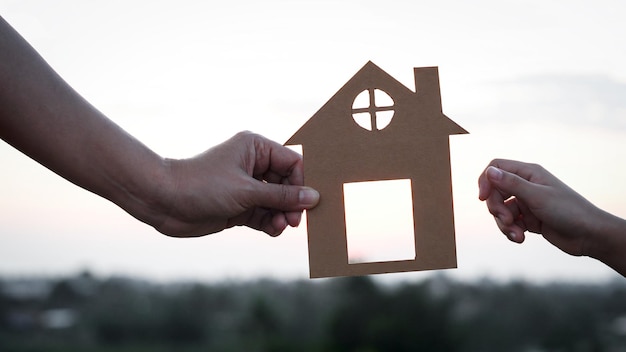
<box><xmin>286</xmin><ymin>61</ymin><xmax>467</xmax><ymax>278</ymax></box>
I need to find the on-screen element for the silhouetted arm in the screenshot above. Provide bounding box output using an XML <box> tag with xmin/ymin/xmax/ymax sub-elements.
<box><xmin>0</xmin><ymin>16</ymin><xmax>318</xmax><ymax>237</ymax></box>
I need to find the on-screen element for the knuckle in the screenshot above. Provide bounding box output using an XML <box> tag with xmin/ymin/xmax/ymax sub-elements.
<box><xmin>506</xmin><ymin>173</ymin><xmax>520</xmax><ymax>186</ymax></box>
<box><xmin>233</xmin><ymin>130</ymin><xmax>257</xmax><ymax>143</ymax></box>
<box><xmin>235</xmin><ymin>130</ymin><xmax>253</xmax><ymax>137</ymax></box>
<box><xmin>278</xmin><ymin>185</ymin><xmax>296</xmax><ymax>207</ymax></box>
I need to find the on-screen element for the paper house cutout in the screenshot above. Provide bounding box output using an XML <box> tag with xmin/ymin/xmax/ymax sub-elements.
<box><xmin>286</xmin><ymin>61</ymin><xmax>467</xmax><ymax>278</ymax></box>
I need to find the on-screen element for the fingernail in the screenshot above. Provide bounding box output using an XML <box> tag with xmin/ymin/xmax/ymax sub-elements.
<box><xmin>299</xmin><ymin>187</ymin><xmax>320</xmax><ymax>207</ymax></box>
<box><xmin>294</xmin><ymin>212</ymin><xmax>302</xmax><ymax>227</ymax></box>
<box><xmin>487</xmin><ymin>166</ymin><xmax>504</xmax><ymax>181</ymax></box>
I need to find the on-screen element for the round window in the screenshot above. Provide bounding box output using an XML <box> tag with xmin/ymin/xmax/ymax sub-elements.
<box><xmin>351</xmin><ymin>88</ymin><xmax>395</xmax><ymax>131</ymax></box>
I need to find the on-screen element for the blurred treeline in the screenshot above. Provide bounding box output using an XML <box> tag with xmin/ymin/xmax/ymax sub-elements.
<box><xmin>2</xmin><ymin>272</ymin><xmax>626</xmax><ymax>352</ymax></box>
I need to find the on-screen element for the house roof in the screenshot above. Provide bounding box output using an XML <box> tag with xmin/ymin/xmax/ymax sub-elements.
<box><xmin>286</xmin><ymin>61</ymin><xmax>467</xmax><ymax>147</ymax></box>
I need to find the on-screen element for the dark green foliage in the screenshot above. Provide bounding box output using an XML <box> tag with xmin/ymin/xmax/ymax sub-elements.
<box><xmin>1</xmin><ymin>273</ymin><xmax>626</xmax><ymax>351</ymax></box>
<box><xmin>327</xmin><ymin>277</ymin><xmax>459</xmax><ymax>352</ymax></box>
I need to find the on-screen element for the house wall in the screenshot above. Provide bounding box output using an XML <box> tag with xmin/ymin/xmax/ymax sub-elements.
<box><xmin>302</xmin><ymin>137</ymin><xmax>457</xmax><ymax>278</ymax></box>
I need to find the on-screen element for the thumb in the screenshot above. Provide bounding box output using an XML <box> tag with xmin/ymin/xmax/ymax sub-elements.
<box><xmin>486</xmin><ymin>166</ymin><xmax>537</xmax><ymax>201</ymax></box>
<box><xmin>252</xmin><ymin>183</ymin><xmax>320</xmax><ymax>211</ymax></box>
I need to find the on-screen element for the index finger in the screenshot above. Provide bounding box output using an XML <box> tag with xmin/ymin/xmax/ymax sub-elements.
<box><xmin>251</xmin><ymin>133</ymin><xmax>305</xmax><ymax>187</ymax></box>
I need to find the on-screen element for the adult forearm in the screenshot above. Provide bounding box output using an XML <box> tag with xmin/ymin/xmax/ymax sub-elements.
<box><xmin>0</xmin><ymin>16</ymin><xmax>169</xmax><ymax>227</ymax></box>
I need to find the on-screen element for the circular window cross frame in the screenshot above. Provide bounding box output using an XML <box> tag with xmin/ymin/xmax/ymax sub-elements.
<box><xmin>351</xmin><ymin>88</ymin><xmax>395</xmax><ymax>131</ymax></box>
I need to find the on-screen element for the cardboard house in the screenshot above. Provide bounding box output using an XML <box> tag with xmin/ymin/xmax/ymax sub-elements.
<box><xmin>286</xmin><ymin>61</ymin><xmax>467</xmax><ymax>278</ymax></box>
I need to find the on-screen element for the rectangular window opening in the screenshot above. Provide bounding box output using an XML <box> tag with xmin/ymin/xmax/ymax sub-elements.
<box><xmin>343</xmin><ymin>179</ymin><xmax>416</xmax><ymax>264</ymax></box>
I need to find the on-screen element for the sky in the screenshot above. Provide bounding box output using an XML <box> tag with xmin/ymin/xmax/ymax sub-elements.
<box><xmin>1</xmin><ymin>0</ymin><xmax>626</xmax><ymax>284</ymax></box>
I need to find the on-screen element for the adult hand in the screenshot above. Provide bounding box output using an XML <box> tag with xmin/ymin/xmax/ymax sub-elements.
<box><xmin>477</xmin><ymin>159</ymin><xmax>602</xmax><ymax>256</ymax></box>
<box><xmin>155</xmin><ymin>131</ymin><xmax>319</xmax><ymax>237</ymax></box>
